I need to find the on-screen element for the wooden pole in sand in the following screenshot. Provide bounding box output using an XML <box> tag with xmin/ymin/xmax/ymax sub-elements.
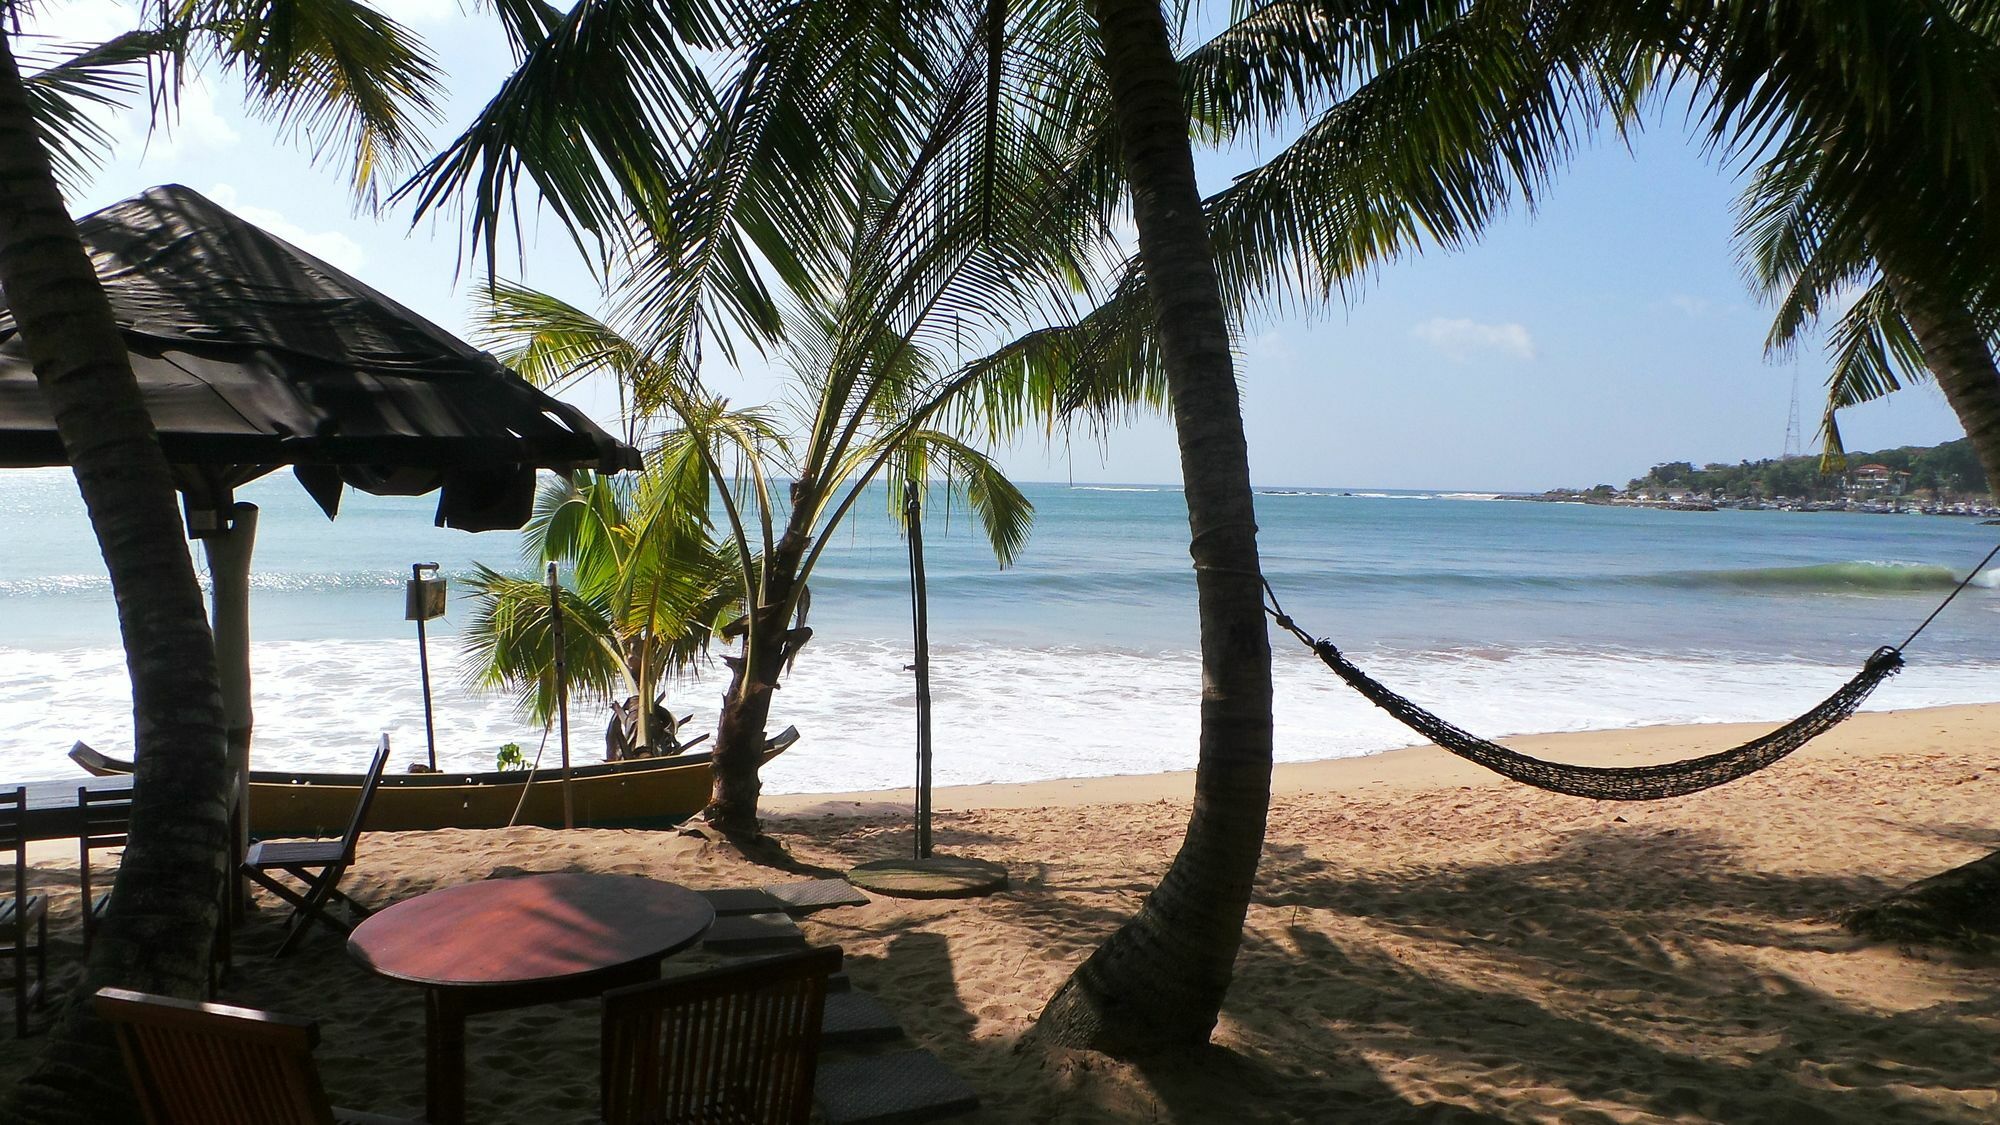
<box><xmin>905</xmin><ymin>481</ymin><xmax>933</xmax><ymax>859</ymax></box>
<box><xmin>547</xmin><ymin>562</ymin><xmax>574</xmax><ymax>829</ymax></box>
<box><xmin>202</xmin><ymin>500</ymin><xmax>257</xmax><ymax>914</ymax></box>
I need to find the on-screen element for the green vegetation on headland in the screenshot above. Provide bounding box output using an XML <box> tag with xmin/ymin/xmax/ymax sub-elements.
<box><xmin>1537</xmin><ymin>438</ymin><xmax>1996</xmax><ymax>514</ymax></box>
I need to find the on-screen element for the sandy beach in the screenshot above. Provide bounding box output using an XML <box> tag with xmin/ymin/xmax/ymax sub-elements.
<box><xmin>7</xmin><ymin>703</ymin><xmax>1999</xmax><ymax>1122</ymax></box>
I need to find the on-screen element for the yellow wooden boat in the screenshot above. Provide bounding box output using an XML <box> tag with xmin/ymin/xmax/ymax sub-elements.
<box><xmin>69</xmin><ymin>728</ymin><xmax>797</xmax><ymax>837</ymax></box>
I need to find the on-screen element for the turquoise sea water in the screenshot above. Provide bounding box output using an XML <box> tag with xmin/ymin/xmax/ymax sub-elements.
<box><xmin>2</xmin><ymin>468</ymin><xmax>1996</xmax><ymax>790</ymax></box>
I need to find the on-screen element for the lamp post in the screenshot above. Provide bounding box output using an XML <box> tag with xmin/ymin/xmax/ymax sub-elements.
<box><xmin>406</xmin><ymin>562</ymin><xmax>445</xmax><ymax>771</ymax></box>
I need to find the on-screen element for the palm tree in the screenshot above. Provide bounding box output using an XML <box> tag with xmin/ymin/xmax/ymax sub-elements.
<box><xmin>1718</xmin><ymin>8</ymin><xmax>2000</xmax><ymax>942</ymax></box>
<box><xmin>477</xmin><ymin>233</ymin><xmax>1048</xmax><ymax>835</ymax></box>
<box><xmin>1014</xmin><ymin>0</ymin><xmax>1276</xmax><ymax>1053</ymax></box>
<box><xmin>462</xmin><ymin>469</ymin><xmax>737</xmax><ymax>758</ymax></box>
<box><xmin>0</xmin><ymin>34</ymin><xmax>230</xmax><ymax>1121</ymax></box>
<box><xmin>3</xmin><ymin>5</ymin><xmax>435</xmax><ymax>1119</ymax></box>
<box><xmin>1738</xmin><ymin>146</ymin><xmax>2000</xmax><ymax>492</ymax></box>
<box><xmin>978</xmin><ymin>0</ymin><xmax>2000</xmax><ymax>1045</ymax></box>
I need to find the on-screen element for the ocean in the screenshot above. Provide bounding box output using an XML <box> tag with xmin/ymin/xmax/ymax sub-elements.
<box><xmin>3</xmin><ymin>468</ymin><xmax>1997</xmax><ymax>792</ymax></box>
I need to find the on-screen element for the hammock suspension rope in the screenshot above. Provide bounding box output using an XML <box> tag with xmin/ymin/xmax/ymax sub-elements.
<box><xmin>1261</xmin><ymin>539</ymin><xmax>2000</xmax><ymax>802</ymax></box>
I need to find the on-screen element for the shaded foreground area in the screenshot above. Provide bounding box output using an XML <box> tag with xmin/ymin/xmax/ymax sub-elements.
<box><xmin>6</xmin><ymin>708</ymin><xmax>1998</xmax><ymax>1122</ymax></box>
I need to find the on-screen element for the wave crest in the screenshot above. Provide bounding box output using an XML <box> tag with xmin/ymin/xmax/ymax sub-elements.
<box><xmin>1675</xmin><ymin>561</ymin><xmax>1981</xmax><ymax>592</ymax></box>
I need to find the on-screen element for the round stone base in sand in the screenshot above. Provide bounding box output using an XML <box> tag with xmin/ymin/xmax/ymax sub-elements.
<box><xmin>847</xmin><ymin>855</ymin><xmax>1009</xmax><ymax>899</ymax></box>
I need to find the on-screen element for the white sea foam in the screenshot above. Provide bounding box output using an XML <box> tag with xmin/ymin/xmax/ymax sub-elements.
<box><xmin>5</xmin><ymin>638</ymin><xmax>1995</xmax><ymax>793</ymax></box>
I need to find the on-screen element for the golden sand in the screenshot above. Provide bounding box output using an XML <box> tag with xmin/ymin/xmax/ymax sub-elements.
<box><xmin>7</xmin><ymin>703</ymin><xmax>1999</xmax><ymax>1122</ymax></box>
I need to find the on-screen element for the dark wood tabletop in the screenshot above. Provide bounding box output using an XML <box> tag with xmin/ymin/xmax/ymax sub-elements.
<box><xmin>347</xmin><ymin>872</ymin><xmax>715</xmax><ymax>1125</ymax></box>
<box><xmin>348</xmin><ymin>872</ymin><xmax>714</xmax><ymax>989</ymax></box>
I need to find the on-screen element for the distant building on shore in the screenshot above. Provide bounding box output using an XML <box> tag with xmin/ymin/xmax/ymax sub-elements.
<box><xmin>1844</xmin><ymin>463</ymin><xmax>1910</xmax><ymax>497</ymax></box>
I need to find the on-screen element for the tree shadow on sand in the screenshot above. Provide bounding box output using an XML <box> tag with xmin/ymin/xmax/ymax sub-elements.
<box><xmin>177</xmin><ymin>813</ymin><xmax>2000</xmax><ymax>1124</ymax></box>
<box><xmin>835</xmin><ymin>916</ymin><xmax>1498</xmax><ymax>1123</ymax></box>
<box><xmin>1225</xmin><ymin>826</ymin><xmax>2000</xmax><ymax>1122</ymax></box>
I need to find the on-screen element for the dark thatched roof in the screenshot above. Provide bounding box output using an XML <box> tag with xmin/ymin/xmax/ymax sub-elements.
<box><xmin>0</xmin><ymin>184</ymin><xmax>639</xmax><ymax>531</ymax></box>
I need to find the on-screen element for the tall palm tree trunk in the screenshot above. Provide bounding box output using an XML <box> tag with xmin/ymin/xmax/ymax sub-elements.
<box><xmin>1035</xmin><ymin>0</ymin><xmax>1274</xmax><ymax>1054</ymax></box>
<box><xmin>1</xmin><ymin>29</ymin><xmax>229</xmax><ymax>1125</ymax></box>
<box><xmin>703</xmin><ymin>526</ymin><xmax>810</xmax><ymax>837</ymax></box>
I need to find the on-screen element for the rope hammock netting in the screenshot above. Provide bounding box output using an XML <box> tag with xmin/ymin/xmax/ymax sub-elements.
<box><xmin>1263</xmin><ymin>539</ymin><xmax>2000</xmax><ymax>802</ymax></box>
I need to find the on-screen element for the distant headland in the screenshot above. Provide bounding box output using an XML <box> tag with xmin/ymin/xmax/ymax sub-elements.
<box><xmin>1529</xmin><ymin>438</ymin><xmax>2000</xmax><ymax>517</ymax></box>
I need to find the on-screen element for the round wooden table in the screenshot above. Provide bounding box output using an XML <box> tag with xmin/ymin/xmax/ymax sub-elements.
<box><xmin>348</xmin><ymin>872</ymin><xmax>713</xmax><ymax>1125</ymax></box>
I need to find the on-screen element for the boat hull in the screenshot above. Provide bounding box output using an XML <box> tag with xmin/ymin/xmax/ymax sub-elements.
<box><xmin>72</xmin><ymin>729</ymin><xmax>795</xmax><ymax>838</ymax></box>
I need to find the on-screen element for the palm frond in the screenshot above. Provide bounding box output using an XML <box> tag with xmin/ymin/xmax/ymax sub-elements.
<box><xmin>476</xmin><ymin>280</ymin><xmax>654</xmax><ymax>391</ymax></box>
<box><xmin>393</xmin><ymin>0</ymin><xmax>711</xmax><ymax>269</ymax></box>
<box><xmin>895</xmin><ymin>431</ymin><xmax>1034</xmax><ymax>565</ymax></box>
<box><xmin>198</xmin><ymin>0</ymin><xmax>443</xmax><ymax>206</ymax></box>
<box><xmin>18</xmin><ymin>29</ymin><xmax>170</xmax><ymax>190</ymax></box>
<box><xmin>459</xmin><ymin>564</ymin><xmax>629</xmax><ymax>722</ymax></box>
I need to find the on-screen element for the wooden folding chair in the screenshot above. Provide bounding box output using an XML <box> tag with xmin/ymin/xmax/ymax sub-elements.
<box><xmin>601</xmin><ymin>944</ymin><xmax>841</xmax><ymax>1125</ymax></box>
<box><xmin>241</xmin><ymin>737</ymin><xmax>390</xmax><ymax>957</ymax></box>
<box><xmin>1</xmin><ymin>788</ymin><xmax>47</xmax><ymax>1037</ymax></box>
<box><xmin>94</xmin><ymin>986</ymin><xmax>419</xmax><ymax>1125</ymax></box>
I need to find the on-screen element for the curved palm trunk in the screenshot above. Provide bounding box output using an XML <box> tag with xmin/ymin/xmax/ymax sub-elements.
<box><xmin>1035</xmin><ymin>0</ymin><xmax>1273</xmax><ymax>1054</ymax></box>
<box><xmin>1885</xmin><ymin>273</ymin><xmax>2000</xmax><ymax>491</ymax></box>
<box><xmin>1841</xmin><ymin>272</ymin><xmax>2000</xmax><ymax>947</ymax></box>
<box><xmin>702</xmin><ymin>522</ymin><xmax>811</xmax><ymax>836</ymax></box>
<box><xmin>1</xmin><ymin>30</ymin><xmax>229</xmax><ymax>1125</ymax></box>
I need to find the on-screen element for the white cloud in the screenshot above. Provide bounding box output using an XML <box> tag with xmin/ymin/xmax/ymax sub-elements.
<box><xmin>1241</xmin><ymin>330</ymin><xmax>1296</xmax><ymax>367</ymax></box>
<box><xmin>1668</xmin><ymin>294</ymin><xmax>1714</xmax><ymax>317</ymax></box>
<box><xmin>19</xmin><ymin>3</ymin><xmax>239</xmax><ymax>160</ymax></box>
<box><xmin>22</xmin><ymin>0</ymin><xmax>135</xmax><ymax>45</ymax></box>
<box><xmin>1411</xmin><ymin>317</ymin><xmax>1536</xmax><ymax>362</ymax></box>
<box><xmin>146</xmin><ymin>80</ymin><xmax>240</xmax><ymax>155</ymax></box>
<box><xmin>205</xmin><ymin>184</ymin><xmax>367</xmax><ymax>273</ymax></box>
<box><xmin>16</xmin><ymin>0</ymin><xmax>147</xmax><ymax>160</ymax></box>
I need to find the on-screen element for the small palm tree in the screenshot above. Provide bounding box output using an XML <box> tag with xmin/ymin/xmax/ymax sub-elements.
<box><xmin>478</xmin><ymin>262</ymin><xmax>1041</xmax><ymax>835</ymax></box>
<box><xmin>462</xmin><ymin>469</ymin><xmax>736</xmax><ymax>758</ymax></box>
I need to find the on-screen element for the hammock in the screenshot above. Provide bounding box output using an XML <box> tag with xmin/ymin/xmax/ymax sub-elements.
<box><xmin>1287</xmin><ymin>629</ymin><xmax>1900</xmax><ymax>800</ymax></box>
<box><xmin>1261</xmin><ymin>539</ymin><xmax>1999</xmax><ymax>801</ymax></box>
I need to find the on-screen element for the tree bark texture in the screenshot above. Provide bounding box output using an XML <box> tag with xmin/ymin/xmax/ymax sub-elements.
<box><xmin>701</xmin><ymin>525</ymin><xmax>810</xmax><ymax>836</ymax></box>
<box><xmin>0</xmin><ymin>30</ymin><xmax>229</xmax><ymax>1125</ymax></box>
<box><xmin>1034</xmin><ymin>0</ymin><xmax>1274</xmax><ymax>1054</ymax></box>
<box><xmin>1884</xmin><ymin>272</ymin><xmax>2000</xmax><ymax>493</ymax></box>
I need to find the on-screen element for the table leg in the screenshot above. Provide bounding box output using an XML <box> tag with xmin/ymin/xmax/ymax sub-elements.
<box><xmin>424</xmin><ymin>988</ymin><xmax>467</xmax><ymax>1125</ymax></box>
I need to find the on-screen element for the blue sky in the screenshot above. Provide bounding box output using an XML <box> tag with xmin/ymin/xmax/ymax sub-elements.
<box><xmin>21</xmin><ymin>0</ymin><xmax>1970</xmax><ymax>492</ymax></box>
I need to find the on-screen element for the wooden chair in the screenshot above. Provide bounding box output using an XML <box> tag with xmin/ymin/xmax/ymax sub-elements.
<box><xmin>81</xmin><ymin>786</ymin><xmax>234</xmax><ymax>993</ymax></box>
<box><xmin>1</xmin><ymin>788</ymin><xmax>47</xmax><ymax>1037</ymax></box>
<box><xmin>601</xmin><ymin>944</ymin><xmax>841</xmax><ymax>1125</ymax></box>
<box><xmin>93</xmin><ymin>986</ymin><xmax>419</xmax><ymax>1125</ymax></box>
<box><xmin>77</xmin><ymin>784</ymin><xmax>131</xmax><ymax>954</ymax></box>
<box><xmin>241</xmin><ymin>737</ymin><xmax>390</xmax><ymax>957</ymax></box>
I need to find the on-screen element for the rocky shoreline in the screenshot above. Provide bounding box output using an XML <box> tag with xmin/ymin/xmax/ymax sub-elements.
<box><xmin>1518</xmin><ymin>491</ymin><xmax>2000</xmax><ymax>517</ymax></box>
